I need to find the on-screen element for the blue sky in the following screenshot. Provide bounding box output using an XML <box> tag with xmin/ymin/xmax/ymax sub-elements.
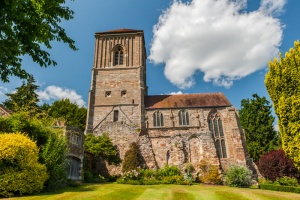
<box><xmin>1</xmin><ymin>0</ymin><xmax>299</xmax><ymax>124</ymax></box>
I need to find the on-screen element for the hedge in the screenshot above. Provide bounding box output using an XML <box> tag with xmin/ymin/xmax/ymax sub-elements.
<box><xmin>259</xmin><ymin>184</ymin><xmax>300</xmax><ymax>194</ymax></box>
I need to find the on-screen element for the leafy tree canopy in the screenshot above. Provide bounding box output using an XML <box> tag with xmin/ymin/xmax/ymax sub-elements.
<box><xmin>85</xmin><ymin>133</ymin><xmax>121</xmax><ymax>165</ymax></box>
<box><xmin>0</xmin><ymin>0</ymin><xmax>77</xmax><ymax>82</ymax></box>
<box><xmin>48</xmin><ymin>98</ymin><xmax>86</xmax><ymax>131</ymax></box>
<box><xmin>239</xmin><ymin>93</ymin><xmax>281</xmax><ymax>162</ymax></box>
<box><xmin>265</xmin><ymin>41</ymin><xmax>300</xmax><ymax>170</ymax></box>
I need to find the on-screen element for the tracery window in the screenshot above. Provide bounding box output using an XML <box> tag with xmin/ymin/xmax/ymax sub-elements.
<box><xmin>209</xmin><ymin>111</ymin><xmax>227</xmax><ymax>158</ymax></box>
<box><xmin>114</xmin><ymin>46</ymin><xmax>124</xmax><ymax>65</ymax></box>
<box><xmin>179</xmin><ymin>110</ymin><xmax>189</xmax><ymax>126</ymax></box>
<box><xmin>153</xmin><ymin>111</ymin><xmax>164</xmax><ymax>127</ymax></box>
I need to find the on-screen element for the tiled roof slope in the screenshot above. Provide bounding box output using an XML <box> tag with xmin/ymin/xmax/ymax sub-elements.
<box><xmin>96</xmin><ymin>28</ymin><xmax>143</xmax><ymax>35</ymax></box>
<box><xmin>145</xmin><ymin>93</ymin><xmax>231</xmax><ymax>109</ymax></box>
<box><xmin>0</xmin><ymin>104</ymin><xmax>12</xmax><ymax>117</ymax></box>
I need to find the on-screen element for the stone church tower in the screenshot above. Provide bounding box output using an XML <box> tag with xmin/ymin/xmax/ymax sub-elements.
<box><xmin>86</xmin><ymin>29</ymin><xmax>254</xmax><ymax>175</ymax></box>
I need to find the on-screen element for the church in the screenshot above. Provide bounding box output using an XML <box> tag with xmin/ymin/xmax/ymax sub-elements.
<box><xmin>85</xmin><ymin>28</ymin><xmax>252</xmax><ymax>175</ymax></box>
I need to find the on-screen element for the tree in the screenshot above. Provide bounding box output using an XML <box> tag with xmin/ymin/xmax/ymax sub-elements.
<box><xmin>3</xmin><ymin>75</ymin><xmax>40</xmax><ymax>114</ymax></box>
<box><xmin>48</xmin><ymin>98</ymin><xmax>87</xmax><ymax>131</ymax></box>
<box><xmin>122</xmin><ymin>142</ymin><xmax>140</xmax><ymax>172</ymax></box>
<box><xmin>0</xmin><ymin>0</ymin><xmax>77</xmax><ymax>82</ymax></box>
<box><xmin>265</xmin><ymin>41</ymin><xmax>300</xmax><ymax>170</ymax></box>
<box><xmin>257</xmin><ymin>149</ymin><xmax>300</xmax><ymax>182</ymax></box>
<box><xmin>84</xmin><ymin>133</ymin><xmax>121</xmax><ymax>165</ymax></box>
<box><xmin>239</xmin><ymin>93</ymin><xmax>281</xmax><ymax>162</ymax></box>
<box><xmin>40</xmin><ymin>133</ymin><xmax>68</xmax><ymax>191</ymax></box>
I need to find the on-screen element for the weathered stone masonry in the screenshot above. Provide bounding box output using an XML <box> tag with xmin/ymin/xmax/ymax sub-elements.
<box><xmin>85</xmin><ymin>29</ymin><xmax>252</xmax><ymax>175</ymax></box>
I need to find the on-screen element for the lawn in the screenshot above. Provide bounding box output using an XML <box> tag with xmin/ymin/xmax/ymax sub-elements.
<box><xmin>9</xmin><ymin>183</ymin><xmax>300</xmax><ymax>200</ymax></box>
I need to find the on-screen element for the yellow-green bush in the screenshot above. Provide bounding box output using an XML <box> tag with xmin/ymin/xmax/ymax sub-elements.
<box><xmin>265</xmin><ymin>41</ymin><xmax>300</xmax><ymax>170</ymax></box>
<box><xmin>198</xmin><ymin>160</ymin><xmax>222</xmax><ymax>184</ymax></box>
<box><xmin>0</xmin><ymin>133</ymin><xmax>48</xmax><ymax>197</ymax></box>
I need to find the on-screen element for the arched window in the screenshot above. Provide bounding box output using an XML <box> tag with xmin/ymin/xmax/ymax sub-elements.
<box><xmin>209</xmin><ymin>111</ymin><xmax>227</xmax><ymax>158</ymax></box>
<box><xmin>114</xmin><ymin>46</ymin><xmax>124</xmax><ymax>65</ymax></box>
<box><xmin>179</xmin><ymin>110</ymin><xmax>189</xmax><ymax>126</ymax></box>
<box><xmin>153</xmin><ymin>111</ymin><xmax>164</xmax><ymax>127</ymax></box>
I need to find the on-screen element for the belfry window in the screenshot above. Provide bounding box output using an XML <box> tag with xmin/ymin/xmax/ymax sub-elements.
<box><xmin>153</xmin><ymin>111</ymin><xmax>164</xmax><ymax>127</ymax></box>
<box><xmin>114</xmin><ymin>47</ymin><xmax>124</xmax><ymax>65</ymax></box>
<box><xmin>209</xmin><ymin>111</ymin><xmax>227</xmax><ymax>158</ymax></box>
<box><xmin>179</xmin><ymin>110</ymin><xmax>189</xmax><ymax>126</ymax></box>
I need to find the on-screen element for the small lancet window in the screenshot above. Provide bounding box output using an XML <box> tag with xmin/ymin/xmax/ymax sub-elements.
<box><xmin>153</xmin><ymin>111</ymin><xmax>164</xmax><ymax>127</ymax></box>
<box><xmin>114</xmin><ymin>46</ymin><xmax>124</xmax><ymax>66</ymax></box>
<box><xmin>209</xmin><ymin>111</ymin><xmax>227</xmax><ymax>158</ymax></box>
<box><xmin>113</xmin><ymin>110</ymin><xmax>119</xmax><ymax>122</ymax></box>
<box><xmin>179</xmin><ymin>110</ymin><xmax>189</xmax><ymax>126</ymax></box>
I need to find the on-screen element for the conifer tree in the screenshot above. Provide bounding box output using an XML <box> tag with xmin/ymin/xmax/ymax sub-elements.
<box><xmin>265</xmin><ymin>41</ymin><xmax>300</xmax><ymax>170</ymax></box>
<box><xmin>239</xmin><ymin>93</ymin><xmax>280</xmax><ymax>162</ymax></box>
<box><xmin>3</xmin><ymin>75</ymin><xmax>40</xmax><ymax>114</ymax></box>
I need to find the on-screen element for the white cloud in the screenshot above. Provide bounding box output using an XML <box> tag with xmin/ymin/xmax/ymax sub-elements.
<box><xmin>168</xmin><ymin>91</ymin><xmax>183</xmax><ymax>95</ymax></box>
<box><xmin>259</xmin><ymin>0</ymin><xmax>286</xmax><ymax>16</ymax></box>
<box><xmin>0</xmin><ymin>87</ymin><xmax>8</xmax><ymax>103</ymax></box>
<box><xmin>149</xmin><ymin>0</ymin><xmax>285</xmax><ymax>88</ymax></box>
<box><xmin>0</xmin><ymin>86</ymin><xmax>8</xmax><ymax>96</ymax></box>
<box><xmin>37</xmin><ymin>86</ymin><xmax>86</xmax><ymax>107</ymax></box>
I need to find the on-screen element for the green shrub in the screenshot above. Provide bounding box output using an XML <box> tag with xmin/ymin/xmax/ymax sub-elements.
<box><xmin>198</xmin><ymin>160</ymin><xmax>222</xmax><ymax>184</ymax></box>
<box><xmin>117</xmin><ymin>165</ymin><xmax>185</xmax><ymax>185</ymax></box>
<box><xmin>0</xmin><ymin>133</ymin><xmax>48</xmax><ymax>197</ymax></box>
<box><xmin>275</xmin><ymin>176</ymin><xmax>298</xmax><ymax>186</ymax></box>
<box><xmin>259</xmin><ymin>184</ymin><xmax>300</xmax><ymax>194</ymax></box>
<box><xmin>40</xmin><ymin>133</ymin><xmax>68</xmax><ymax>191</ymax></box>
<box><xmin>157</xmin><ymin>165</ymin><xmax>182</xmax><ymax>177</ymax></box>
<box><xmin>160</xmin><ymin>175</ymin><xmax>185</xmax><ymax>184</ymax></box>
<box><xmin>84</xmin><ymin>171</ymin><xmax>106</xmax><ymax>183</ymax></box>
<box><xmin>122</xmin><ymin>142</ymin><xmax>140</xmax><ymax>172</ymax></box>
<box><xmin>258</xmin><ymin>178</ymin><xmax>273</xmax><ymax>185</ymax></box>
<box><xmin>224</xmin><ymin>165</ymin><xmax>252</xmax><ymax>187</ymax></box>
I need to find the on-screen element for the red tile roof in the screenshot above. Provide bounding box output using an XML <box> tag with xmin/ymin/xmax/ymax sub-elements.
<box><xmin>96</xmin><ymin>28</ymin><xmax>143</xmax><ymax>35</ymax></box>
<box><xmin>145</xmin><ymin>93</ymin><xmax>231</xmax><ymax>109</ymax></box>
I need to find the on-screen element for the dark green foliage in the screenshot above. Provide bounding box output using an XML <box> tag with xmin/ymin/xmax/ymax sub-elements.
<box><xmin>3</xmin><ymin>76</ymin><xmax>40</xmax><ymax>115</ymax></box>
<box><xmin>40</xmin><ymin>134</ymin><xmax>69</xmax><ymax>191</ymax></box>
<box><xmin>0</xmin><ymin>0</ymin><xmax>77</xmax><ymax>82</ymax></box>
<box><xmin>84</xmin><ymin>133</ymin><xmax>121</xmax><ymax>165</ymax></box>
<box><xmin>259</xmin><ymin>184</ymin><xmax>300</xmax><ymax>194</ymax></box>
<box><xmin>224</xmin><ymin>165</ymin><xmax>253</xmax><ymax>187</ymax></box>
<box><xmin>239</xmin><ymin>93</ymin><xmax>281</xmax><ymax>162</ymax></box>
<box><xmin>83</xmin><ymin>171</ymin><xmax>106</xmax><ymax>183</ymax></box>
<box><xmin>48</xmin><ymin>98</ymin><xmax>87</xmax><ymax>131</ymax></box>
<box><xmin>0</xmin><ymin>112</ymin><xmax>53</xmax><ymax>147</ymax></box>
<box><xmin>257</xmin><ymin>149</ymin><xmax>300</xmax><ymax>182</ymax></box>
<box><xmin>122</xmin><ymin>142</ymin><xmax>140</xmax><ymax>172</ymax></box>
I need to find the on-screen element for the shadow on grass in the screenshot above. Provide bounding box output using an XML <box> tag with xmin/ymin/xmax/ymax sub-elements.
<box><xmin>19</xmin><ymin>183</ymin><xmax>103</xmax><ymax>198</ymax></box>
